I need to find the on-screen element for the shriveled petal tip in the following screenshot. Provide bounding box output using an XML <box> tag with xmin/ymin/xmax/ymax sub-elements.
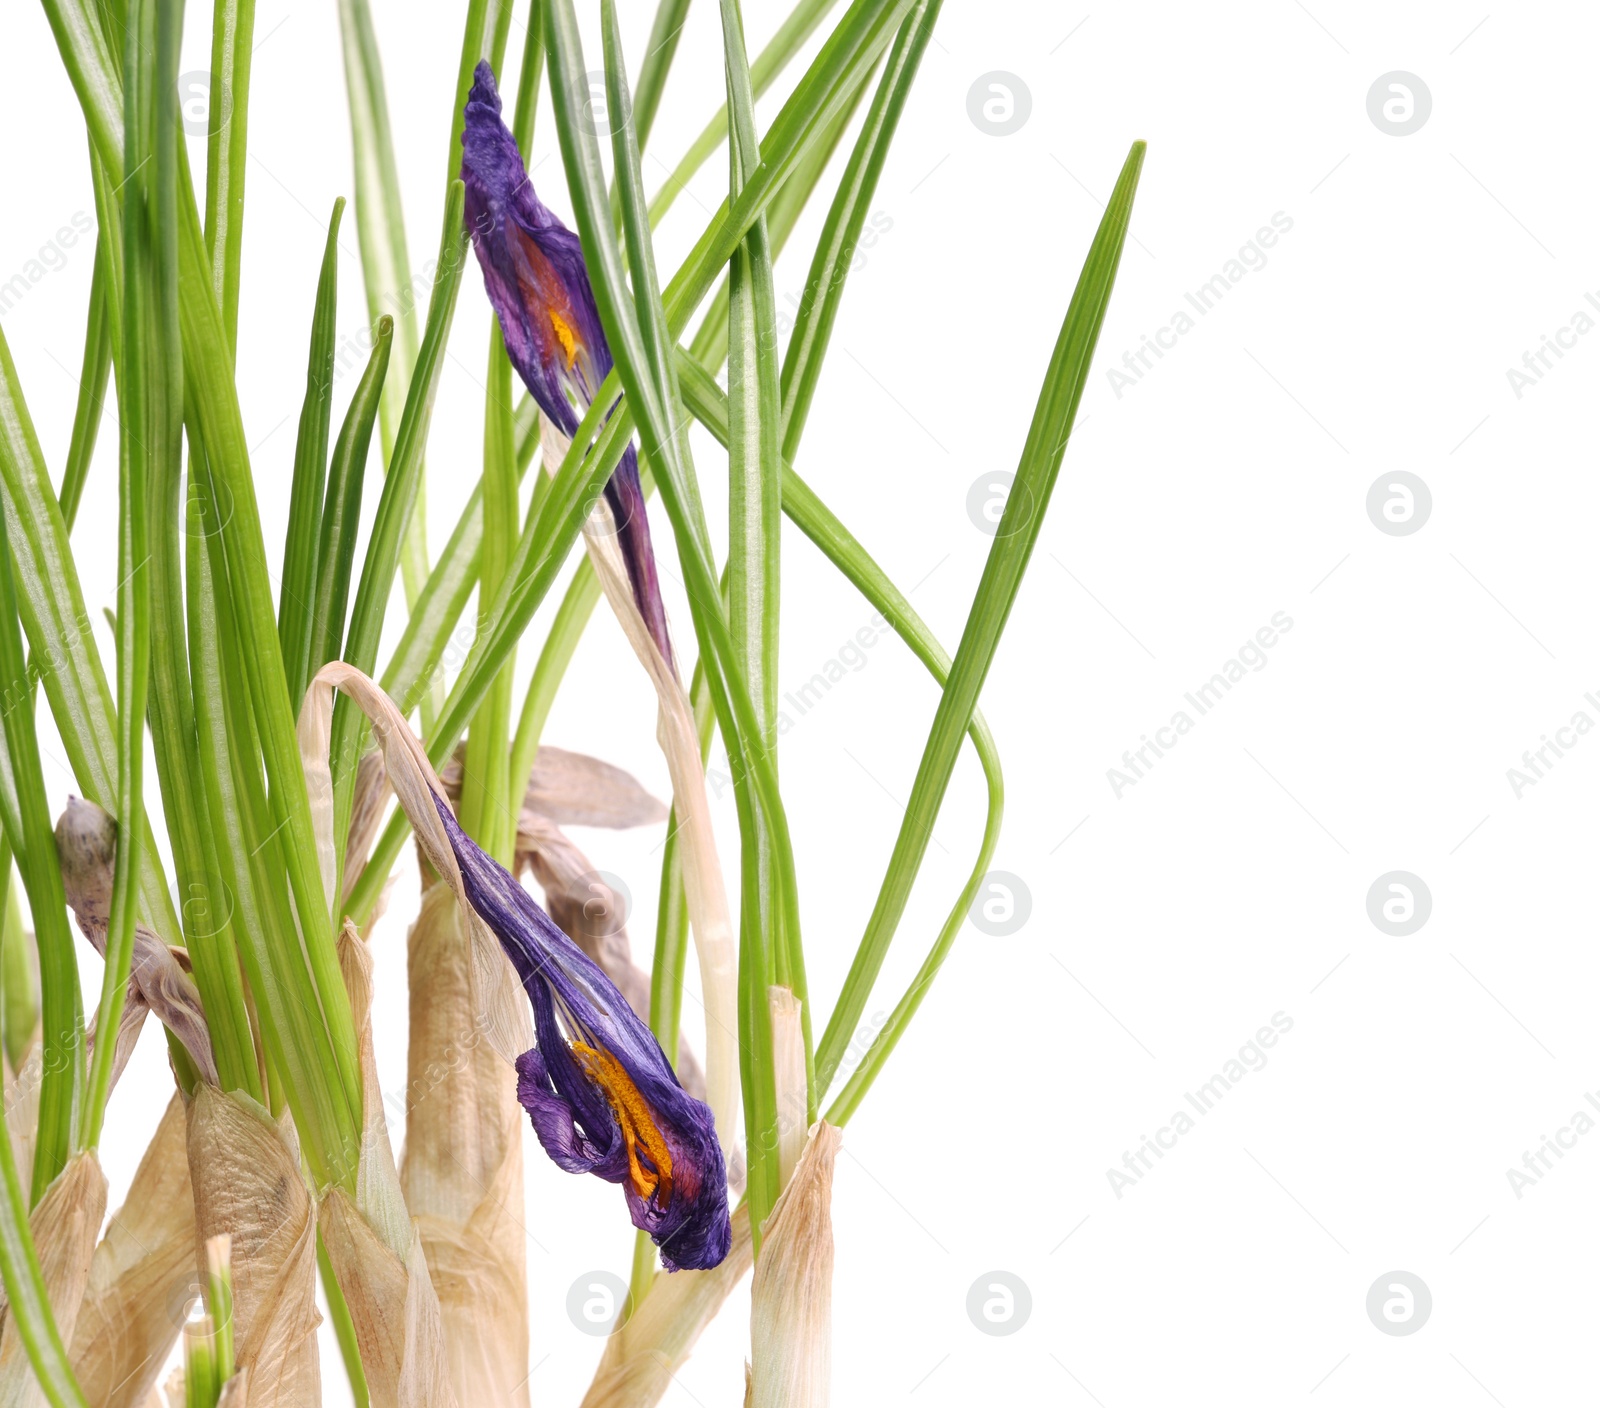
<box><xmin>461</xmin><ymin>60</ymin><xmax>608</xmax><ymax>434</ymax></box>
<box><xmin>460</xmin><ymin>62</ymin><xmax>675</xmax><ymax>670</ymax></box>
<box><xmin>433</xmin><ymin>796</ymin><xmax>731</xmax><ymax>1271</ymax></box>
<box><xmin>604</xmin><ymin>445</ymin><xmax>675</xmax><ymax>672</ymax></box>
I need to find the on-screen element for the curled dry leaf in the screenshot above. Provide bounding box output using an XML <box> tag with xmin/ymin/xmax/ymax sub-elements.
<box><xmin>342</xmin><ymin>749</ymin><xmax>393</xmax><ymax>910</ymax></box>
<box><xmin>54</xmin><ymin>797</ymin><xmax>217</xmax><ymax>1084</ymax></box>
<box><xmin>3</xmin><ymin>1034</ymin><xmax>40</xmax><ymax>1197</ymax></box>
<box><xmin>298</xmin><ymin>662</ymin><xmax>532</xmax><ymax>1067</ymax></box>
<box><xmin>521</xmin><ymin>745</ymin><xmax>667</xmax><ymax>828</ymax></box>
<box><xmin>3</xmin><ymin>996</ymin><xmax>141</xmax><ymax>1238</ymax></box>
<box><xmin>317</xmin><ymin>922</ymin><xmax>457</xmax><ymax>1408</ymax></box>
<box><xmin>400</xmin><ymin>881</ymin><xmax>528</xmax><ymax>1407</ymax></box>
<box><xmin>0</xmin><ymin>1151</ymin><xmax>108</xmax><ymax>1408</ymax></box>
<box><xmin>545</xmin><ymin>418</ymin><xmax>739</xmax><ymax>1157</ymax></box>
<box><xmin>442</xmin><ymin>744</ymin><xmax>667</xmax><ymax>831</ymax></box>
<box><xmin>186</xmin><ymin>1086</ymin><xmax>321</xmax><ymax>1407</ymax></box>
<box><xmin>747</xmin><ymin>1123</ymin><xmax>840</xmax><ymax>1408</ymax></box>
<box><xmin>70</xmin><ymin>1094</ymin><xmax>195</xmax><ymax>1408</ymax></box>
<box><xmin>579</xmin><ymin>1204</ymin><xmax>754</xmax><ymax>1408</ymax></box>
<box><xmin>769</xmin><ymin>988</ymin><xmax>807</xmax><ymax>1192</ymax></box>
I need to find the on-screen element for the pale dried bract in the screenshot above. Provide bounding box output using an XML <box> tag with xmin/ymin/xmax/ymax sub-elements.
<box><xmin>0</xmin><ymin>1151</ymin><xmax>108</xmax><ymax>1408</ymax></box>
<box><xmin>70</xmin><ymin>1094</ymin><xmax>195</xmax><ymax>1408</ymax></box>
<box><xmin>317</xmin><ymin>922</ymin><xmax>457</xmax><ymax>1408</ymax></box>
<box><xmin>747</xmin><ymin>1123</ymin><xmax>840</xmax><ymax>1408</ymax></box>
<box><xmin>186</xmin><ymin>1086</ymin><xmax>321</xmax><ymax>1407</ymax></box>
<box><xmin>400</xmin><ymin>882</ymin><xmax>528</xmax><ymax>1407</ymax></box>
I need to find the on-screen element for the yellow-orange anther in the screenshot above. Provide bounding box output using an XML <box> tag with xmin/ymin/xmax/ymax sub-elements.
<box><xmin>573</xmin><ymin>1042</ymin><xmax>674</xmax><ymax>1207</ymax></box>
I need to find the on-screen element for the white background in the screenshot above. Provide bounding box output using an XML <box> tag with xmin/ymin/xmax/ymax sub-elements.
<box><xmin>2</xmin><ymin>0</ymin><xmax>1595</xmax><ymax>1403</ymax></box>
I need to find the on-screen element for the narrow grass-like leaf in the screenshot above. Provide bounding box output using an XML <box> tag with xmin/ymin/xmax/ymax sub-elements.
<box><xmin>39</xmin><ymin>0</ymin><xmax>120</xmax><ymax>179</ymax></box>
<box><xmin>187</xmin><ymin>490</ymin><xmax>360</xmax><ymax>1180</ymax></box>
<box><xmin>720</xmin><ymin>0</ymin><xmax>783</xmax><ymax>752</ymax></box>
<box><xmin>631</xmin><ymin>0</ymin><xmax>694</xmax><ymax>152</ymax></box>
<box><xmin>331</xmin><ymin>180</ymin><xmax>467</xmax><ymax>872</ymax></box>
<box><xmin>86</xmin><ymin>0</ymin><xmax>171</xmax><ymax>1151</ymax></box>
<box><xmin>648</xmin><ymin>0</ymin><xmax>841</xmax><ymax>224</ymax></box>
<box><xmin>378</xmin><ymin>397</ymin><xmax>536</xmax><ymax>718</ymax></box>
<box><xmin>57</xmin><ymin>241</ymin><xmax>112</xmax><ymax>533</ymax></box>
<box><xmin>0</xmin><ymin>854</ymin><xmax>37</xmax><ymax>1072</ymax></box>
<box><xmin>715</xmin><ymin>0</ymin><xmax>796</xmax><ymax>1232</ymax></box>
<box><xmin>457</xmin><ymin>324</ymin><xmax>519</xmax><ymax>866</ymax></box>
<box><xmin>47</xmin><ymin>0</ymin><xmax>368</xmax><ymax>1179</ymax></box>
<box><xmin>816</xmin><ymin>141</ymin><xmax>1146</xmax><ymax>1091</ymax></box>
<box><xmin>0</xmin><ymin>327</ymin><xmax>182</xmax><ymax>947</ymax></box>
<box><xmin>687</xmin><ymin>57</ymin><xmax>871</xmax><ymax>372</ymax></box>
<box><xmin>461</xmin><ymin>21</ymin><xmax>536</xmax><ymax>868</ymax></box>
<box><xmin>0</xmin><ymin>491</ymin><xmax>83</xmax><ymax>1201</ymax></box>
<box><xmin>279</xmin><ymin>199</ymin><xmax>345</xmax><ymax>709</ymax></box>
<box><xmin>318</xmin><ymin>1230</ymin><xmax>371</xmax><ymax>1408</ymax></box>
<box><xmin>336</xmin><ymin>0</ymin><xmax>431</xmax><ymax>610</ymax></box>
<box><xmin>504</xmin><ymin>551</ymin><xmax>603</xmax><ymax>842</ymax></box>
<box><xmin>310</xmin><ymin>316</ymin><xmax>392</xmax><ymax>680</ymax></box>
<box><xmin>512</xmin><ymin>1</ymin><xmax>545</xmax><ymax>153</ymax></box>
<box><xmin>202</xmin><ymin>0</ymin><xmax>256</xmax><ymax>349</ymax></box>
<box><xmin>780</xmin><ymin>0</ymin><xmax>937</xmax><ymax>452</ymax></box>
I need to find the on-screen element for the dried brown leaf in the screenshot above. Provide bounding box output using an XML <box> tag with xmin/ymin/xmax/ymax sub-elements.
<box><xmin>70</xmin><ymin>1095</ymin><xmax>194</xmax><ymax>1408</ymax></box>
<box><xmin>186</xmin><ymin>1086</ymin><xmax>320</xmax><ymax>1407</ymax></box>
<box><xmin>747</xmin><ymin>1124</ymin><xmax>840</xmax><ymax>1408</ymax></box>
<box><xmin>317</xmin><ymin>923</ymin><xmax>455</xmax><ymax>1408</ymax></box>
<box><xmin>400</xmin><ymin>881</ymin><xmax>528</xmax><ymax>1406</ymax></box>
<box><xmin>299</xmin><ymin>664</ymin><xmax>531</xmax><ymax>1065</ymax></box>
<box><xmin>0</xmin><ymin>1152</ymin><xmax>108</xmax><ymax>1407</ymax></box>
<box><xmin>55</xmin><ymin>798</ymin><xmax>217</xmax><ymax>1084</ymax></box>
<box><xmin>342</xmin><ymin>750</ymin><xmax>394</xmax><ymax>909</ymax></box>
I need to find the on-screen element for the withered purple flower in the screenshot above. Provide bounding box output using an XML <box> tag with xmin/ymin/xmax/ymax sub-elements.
<box><xmin>461</xmin><ymin>60</ymin><xmax>672</xmax><ymax>668</ymax></box>
<box><xmin>433</xmin><ymin>795</ymin><xmax>731</xmax><ymax>1271</ymax></box>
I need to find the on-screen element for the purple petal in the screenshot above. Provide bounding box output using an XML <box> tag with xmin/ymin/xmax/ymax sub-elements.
<box><xmin>461</xmin><ymin>62</ymin><xmax>675</xmax><ymax>670</ymax></box>
<box><xmin>436</xmin><ymin>793</ymin><xmax>731</xmax><ymax>1270</ymax></box>
<box><xmin>601</xmin><ymin>445</ymin><xmax>674</xmax><ymax>672</ymax></box>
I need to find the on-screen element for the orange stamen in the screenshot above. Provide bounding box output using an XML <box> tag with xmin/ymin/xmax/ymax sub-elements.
<box><xmin>573</xmin><ymin>1042</ymin><xmax>674</xmax><ymax>1207</ymax></box>
<box><xmin>549</xmin><ymin>310</ymin><xmax>579</xmax><ymax>368</ymax></box>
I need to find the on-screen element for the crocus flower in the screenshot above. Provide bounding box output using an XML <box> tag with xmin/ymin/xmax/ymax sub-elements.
<box><xmin>461</xmin><ymin>60</ymin><xmax>673</xmax><ymax>669</ymax></box>
<box><xmin>432</xmin><ymin>794</ymin><xmax>732</xmax><ymax>1271</ymax></box>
